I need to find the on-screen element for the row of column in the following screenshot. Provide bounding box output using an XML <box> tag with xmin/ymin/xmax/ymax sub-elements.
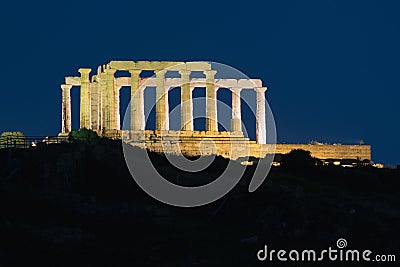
<box><xmin>61</xmin><ymin>70</ymin><xmax>268</xmax><ymax>144</ymax></box>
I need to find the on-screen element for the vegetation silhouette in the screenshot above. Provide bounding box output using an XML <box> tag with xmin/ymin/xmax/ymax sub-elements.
<box><xmin>0</xmin><ymin>139</ymin><xmax>398</xmax><ymax>266</ymax></box>
<box><xmin>281</xmin><ymin>149</ymin><xmax>317</xmax><ymax>170</ymax></box>
<box><xmin>69</xmin><ymin>128</ymin><xmax>101</xmax><ymax>145</ymax></box>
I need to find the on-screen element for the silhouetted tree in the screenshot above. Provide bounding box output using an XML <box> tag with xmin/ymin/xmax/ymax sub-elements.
<box><xmin>69</xmin><ymin>128</ymin><xmax>100</xmax><ymax>145</ymax></box>
<box><xmin>281</xmin><ymin>149</ymin><xmax>317</xmax><ymax>170</ymax></box>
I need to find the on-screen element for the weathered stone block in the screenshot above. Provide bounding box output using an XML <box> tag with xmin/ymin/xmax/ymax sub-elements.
<box><xmin>109</xmin><ymin>61</ymin><xmax>136</xmax><ymax>70</ymax></box>
<box><xmin>186</xmin><ymin>62</ymin><xmax>212</xmax><ymax>71</ymax></box>
<box><xmin>65</xmin><ymin>76</ymin><xmax>81</xmax><ymax>86</ymax></box>
<box><xmin>238</xmin><ymin>79</ymin><xmax>262</xmax><ymax>88</ymax></box>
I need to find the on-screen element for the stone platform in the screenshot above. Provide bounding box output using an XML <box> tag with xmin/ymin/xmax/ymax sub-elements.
<box><xmin>108</xmin><ymin>130</ymin><xmax>371</xmax><ymax>161</ymax></box>
<box><xmin>122</xmin><ymin>130</ymin><xmax>256</xmax><ymax>160</ymax></box>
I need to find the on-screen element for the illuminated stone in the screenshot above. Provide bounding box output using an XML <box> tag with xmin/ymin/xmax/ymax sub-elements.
<box><xmin>255</xmin><ymin>87</ymin><xmax>267</xmax><ymax>144</ymax></box>
<box><xmin>60</xmin><ymin>84</ymin><xmax>72</xmax><ymax>133</ymax></box>
<box><xmin>179</xmin><ymin>69</ymin><xmax>193</xmax><ymax>131</ymax></box>
<box><xmin>230</xmin><ymin>87</ymin><xmax>242</xmax><ymax>132</ymax></box>
<box><xmin>78</xmin><ymin>68</ymin><xmax>91</xmax><ymax>129</ymax></box>
<box><xmin>204</xmin><ymin>70</ymin><xmax>218</xmax><ymax>132</ymax></box>
<box><xmin>59</xmin><ymin>60</ymin><xmax>371</xmax><ymax>161</ymax></box>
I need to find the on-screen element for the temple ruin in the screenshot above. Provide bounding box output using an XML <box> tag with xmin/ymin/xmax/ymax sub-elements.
<box><xmin>60</xmin><ymin>60</ymin><xmax>371</xmax><ymax>161</ymax></box>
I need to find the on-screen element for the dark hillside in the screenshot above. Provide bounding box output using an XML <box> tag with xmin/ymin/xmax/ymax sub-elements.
<box><xmin>0</xmin><ymin>143</ymin><xmax>399</xmax><ymax>266</ymax></box>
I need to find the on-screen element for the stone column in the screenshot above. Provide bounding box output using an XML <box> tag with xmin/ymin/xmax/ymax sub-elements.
<box><xmin>90</xmin><ymin>80</ymin><xmax>100</xmax><ymax>131</ymax></box>
<box><xmin>129</xmin><ymin>69</ymin><xmax>144</xmax><ymax>130</ymax></box>
<box><xmin>103</xmin><ymin>69</ymin><xmax>117</xmax><ymax>130</ymax></box>
<box><xmin>97</xmin><ymin>66</ymin><xmax>103</xmax><ymax>130</ymax></box>
<box><xmin>179</xmin><ymin>69</ymin><xmax>193</xmax><ymax>131</ymax></box>
<box><xmin>100</xmin><ymin>71</ymin><xmax>107</xmax><ymax>130</ymax></box>
<box><xmin>155</xmin><ymin>69</ymin><xmax>168</xmax><ymax>131</ymax></box>
<box><xmin>230</xmin><ymin>87</ymin><xmax>242</xmax><ymax>132</ymax></box>
<box><xmin>115</xmin><ymin>85</ymin><xmax>122</xmax><ymax>130</ymax></box>
<box><xmin>255</xmin><ymin>87</ymin><xmax>267</xmax><ymax>144</ymax></box>
<box><xmin>164</xmin><ymin>84</ymin><xmax>170</xmax><ymax>130</ymax></box>
<box><xmin>78</xmin><ymin>68</ymin><xmax>91</xmax><ymax>129</ymax></box>
<box><xmin>61</xmin><ymin>84</ymin><xmax>72</xmax><ymax>133</ymax></box>
<box><xmin>205</xmin><ymin>70</ymin><xmax>218</xmax><ymax>132</ymax></box>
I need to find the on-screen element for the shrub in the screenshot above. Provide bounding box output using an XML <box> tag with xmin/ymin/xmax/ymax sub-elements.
<box><xmin>69</xmin><ymin>128</ymin><xmax>100</xmax><ymax>145</ymax></box>
<box><xmin>281</xmin><ymin>149</ymin><xmax>317</xmax><ymax>170</ymax></box>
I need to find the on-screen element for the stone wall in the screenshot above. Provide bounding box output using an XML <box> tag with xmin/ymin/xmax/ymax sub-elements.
<box><xmin>274</xmin><ymin>144</ymin><xmax>371</xmax><ymax>161</ymax></box>
<box><xmin>119</xmin><ymin>130</ymin><xmax>371</xmax><ymax>161</ymax></box>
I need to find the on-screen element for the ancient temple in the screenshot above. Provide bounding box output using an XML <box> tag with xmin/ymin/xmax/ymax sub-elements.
<box><xmin>60</xmin><ymin>60</ymin><xmax>371</xmax><ymax>161</ymax></box>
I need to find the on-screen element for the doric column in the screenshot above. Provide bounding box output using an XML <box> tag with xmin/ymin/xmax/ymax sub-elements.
<box><xmin>103</xmin><ymin>69</ymin><xmax>117</xmax><ymax>130</ymax></box>
<box><xmin>155</xmin><ymin>69</ymin><xmax>168</xmax><ymax>130</ymax></box>
<box><xmin>255</xmin><ymin>87</ymin><xmax>267</xmax><ymax>144</ymax></box>
<box><xmin>230</xmin><ymin>87</ymin><xmax>242</xmax><ymax>132</ymax></box>
<box><xmin>61</xmin><ymin>84</ymin><xmax>72</xmax><ymax>133</ymax></box>
<box><xmin>179</xmin><ymin>69</ymin><xmax>193</xmax><ymax>131</ymax></box>
<box><xmin>96</xmin><ymin>66</ymin><xmax>103</xmax><ymax>130</ymax></box>
<box><xmin>90</xmin><ymin>80</ymin><xmax>100</xmax><ymax>131</ymax></box>
<box><xmin>164</xmin><ymin>84</ymin><xmax>170</xmax><ymax>130</ymax></box>
<box><xmin>204</xmin><ymin>70</ymin><xmax>218</xmax><ymax>131</ymax></box>
<box><xmin>100</xmin><ymin>71</ymin><xmax>107</xmax><ymax>130</ymax></box>
<box><xmin>115</xmin><ymin>85</ymin><xmax>122</xmax><ymax>130</ymax></box>
<box><xmin>78</xmin><ymin>68</ymin><xmax>91</xmax><ymax>129</ymax></box>
<box><xmin>129</xmin><ymin>69</ymin><xmax>144</xmax><ymax>130</ymax></box>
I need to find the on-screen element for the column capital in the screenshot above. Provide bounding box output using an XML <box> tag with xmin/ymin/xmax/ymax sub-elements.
<box><xmin>61</xmin><ymin>84</ymin><xmax>73</xmax><ymax>90</ymax></box>
<box><xmin>178</xmin><ymin>69</ymin><xmax>191</xmax><ymax>76</ymax></box>
<box><xmin>254</xmin><ymin>87</ymin><xmax>267</xmax><ymax>93</ymax></box>
<box><xmin>231</xmin><ymin>87</ymin><xmax>242</xmax><ymax>93</ymax></box>
<box><xmin>155</xmin><ymin>69</ymin><xmax>167</xmax><ymax>76</ymax></box>
<box><xmin>204</xmin><ymin>70</ymin><xmax>217</xmax><ymax>77</ymax></box>
<box><xmin>78</xmin><ymin>68</ymin><xmax>92</xmax><ymax>74</ymax></box>
<box><xmin>129</xmin><ymin>69</ymin><xmax>142</xmax><ymax>75</ymax></box>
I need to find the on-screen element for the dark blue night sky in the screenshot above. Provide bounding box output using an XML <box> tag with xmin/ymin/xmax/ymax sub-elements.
<box><xmin>1</xmin><ymin>0</ymin><xmax>399</xmax><ymax>165</ymax></box>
